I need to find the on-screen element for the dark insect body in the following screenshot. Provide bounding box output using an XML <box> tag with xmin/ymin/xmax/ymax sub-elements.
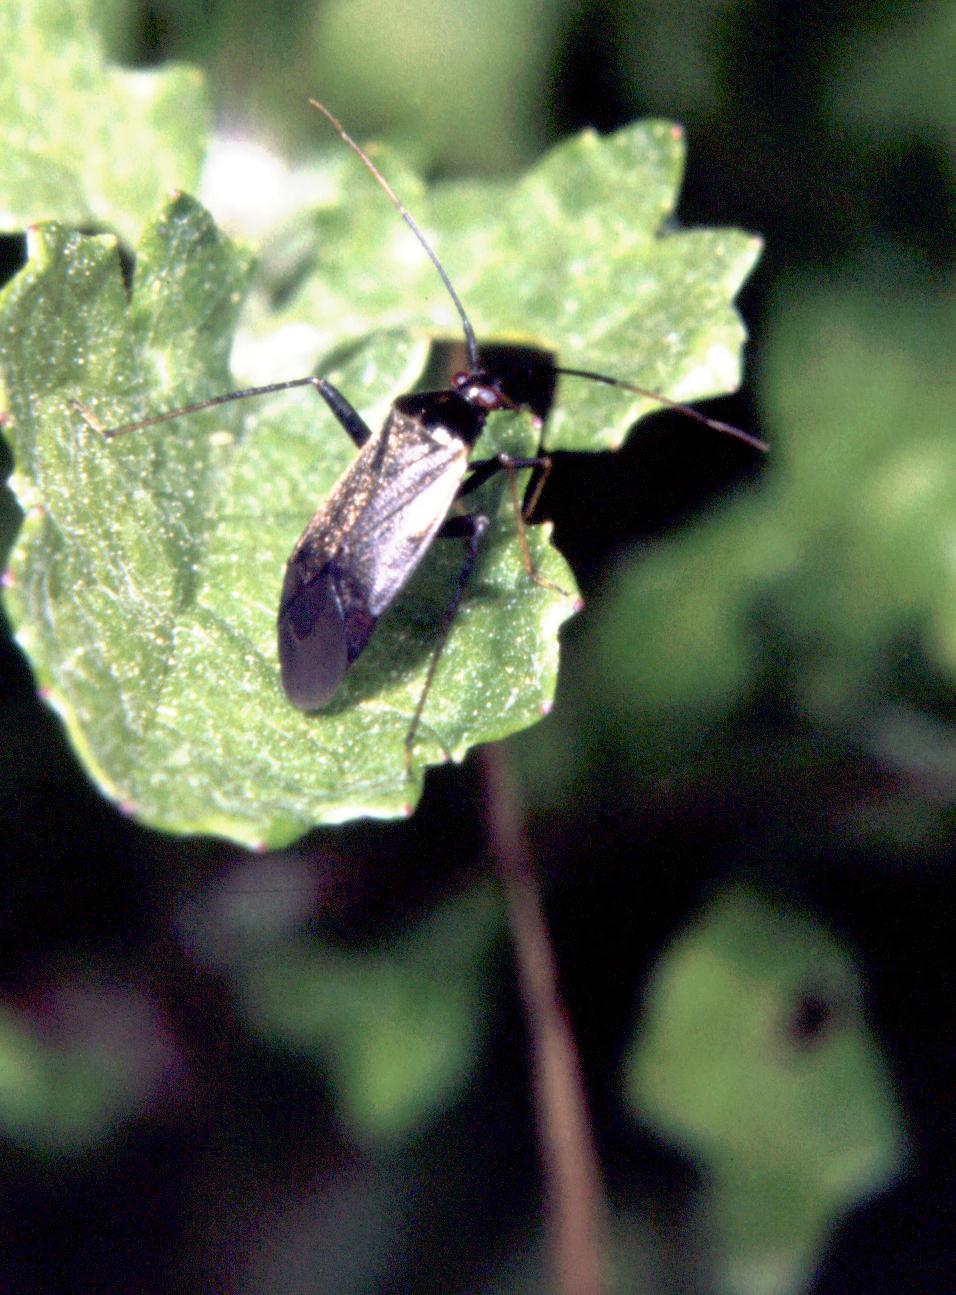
<box><xmin>277</xmin><ymin>379</ymin><xmax>521</xmax><ymax>715</ymax></box>
<box><xmin>76</xmin><ymin>100</ymin><xmax>767</xmax><ymax>768</ymax></box>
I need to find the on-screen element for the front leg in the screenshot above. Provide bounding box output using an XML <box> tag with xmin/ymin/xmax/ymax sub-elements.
<box><xmin>71</xmin><ymin>374</ymin><xmax>374</xmax><ymax>448</ymax></box>
<box><xmin>453</xmin><ymin>453</ymin><xmax>558</xmax><ymax>587</ymax></box>
<box><xmin>457</xmin><ymin>453</ymin><xmax>551</xmax><ymax>506</ymax></box>
<box><xmin>312</xmin><ymin>379</ymin><xmax>373</xmax><ymax>449</ymax></box>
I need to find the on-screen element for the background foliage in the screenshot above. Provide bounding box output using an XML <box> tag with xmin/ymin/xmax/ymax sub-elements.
<box><xmin>0</xmin><ymin>1</ymin><xmax>952</xmax><ymax>1292</ymax></box>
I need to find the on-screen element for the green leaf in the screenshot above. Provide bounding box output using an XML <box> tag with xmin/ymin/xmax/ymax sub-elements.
<box><xmin>572</xmin><ymin>266</ymin><xmax>956</xmax><ymax>805</ymax></box>
<box><xmin>235</xmin><ymin>885</ymin><xmax>502</xmax><ymax>1146</ymax></box>
<box><xmin>307</xmin><ymin>0</ymin><xmax>563</xmax><ymax>171</ymax></box>
<box><xmin>0</xmin><ymin>0</ymin><xmax>209</xmax><ymax>245</ymax></box>
<box><xmin>268</xmin><ymin>121</ymin><xmax>760</xmax><ymax>451</ymax></box>
<box><xmin>0</xmin><ymin>978</ymin><xmax>170</xmax><ymax>1155</ymax></box>
<box><xmin>0</xmin><ymin>200</ymin><xmax>573</xmax><ymax>843</ymax></box>
<box><xmin>830</xmin><ymin>4</ymin><xmax>956</xmax><ymax>147</ymax></box>
<box><xmin>625</xmin><ymin>888</ymin><xmax>904</xmax><ymax>1295</ymax></box>
<box><xmin>759</xmin><ymin>278</ymin><xmax>956</xmax><ymax>722</ymax></box>
<box><xmin>0</xmin><ymin>122</ymin><xmax>758</xmax><ymax>844</ymax></box>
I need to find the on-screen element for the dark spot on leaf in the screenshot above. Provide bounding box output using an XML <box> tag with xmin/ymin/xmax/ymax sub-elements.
<box><xmin>785</xmin><ymin>988</ymin><xmax>836</xmax><ymax>1049</ymax></box>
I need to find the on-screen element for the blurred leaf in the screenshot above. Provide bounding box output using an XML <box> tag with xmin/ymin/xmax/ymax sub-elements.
<box><xmin>0</xmin><ymin>0</ymin><xmax>209</xmax><ymax>246</ymax></box>
<box><xmin>241</xmin><ymin>1164</ymin><xmax>409</xmax><ymax>1295</ymax></box>
<box><xmin>609</xmin><ymin>0</ymin><xmax>739</xmax><ymax>117</ymax></box>
<box><xmin>831</xmin><ymin>3</ymin><xmax>956</xmax><ymax>147</ymax></box>
<box><xmin>590</xmin><ymin>493</ymin><xmax>774</xmax><ymax>736</ymax></box>
<box><xmin>758</xmin><ymin>277</ymin><xmax>956</xmax><ymax>733</ymax></box>
<box><xmin>0</xmin><ymin>120</ymin><xmax>757</xmax><ymax>843</ymax></box>
<box><xmin>236</xmin><ymin>885</ymin><xmax>502</xmax><ymax>1145</ymax></box>
<box><xmin>307</xmin><ymin>0</ymin><xmax>571</xmax><ymax>171</ymax></box>
<box><xmin>547</xmin><ymin>266</ymin><xmax>956</xmax><ymax>812</ymax></box>
<box><xmin>0</xmin><ymin>979</ymin><xmax>175</xmax><ymax>1154</ymax></box>
<box><xmin>625</xmin><ymin>887</ymin><xmax>904</xmax><ymax>1295</ymax></box>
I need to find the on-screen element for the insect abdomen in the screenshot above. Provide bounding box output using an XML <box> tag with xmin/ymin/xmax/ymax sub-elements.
<box><xmin>277</xmin><ymin>403</ymin><xmax>472</xmax><ymax>711</ymax></box>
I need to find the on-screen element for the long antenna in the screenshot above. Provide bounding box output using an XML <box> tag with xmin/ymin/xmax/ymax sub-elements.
<box><xmin>79</xmin><ymin>103</ymin><xmax>766</xmax><ymax>456</ymax></box>
<box><xmin>555</xmin><ymin>365</ymin><xmax>769</xmax><ymax>453</ymax></box>
<box><xmin>312</xmin><ymin>101</ymin><xmax>766</xmax><ymax>457</ymax></box>
<box><xmin>309</xmin><ymin>98</ymin><xmax>480</xmax><ymax>372</ymax></box>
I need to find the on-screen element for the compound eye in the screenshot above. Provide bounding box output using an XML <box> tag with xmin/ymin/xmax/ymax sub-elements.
<box><xmin>452</xmin><ymin>370</ymin><xmax>507</xmax><ymax>410</ymax></box>
<box><xmin>470</xmin><ymin>383</ymin><xmax>506</xmax><ymax>410</ymax></box>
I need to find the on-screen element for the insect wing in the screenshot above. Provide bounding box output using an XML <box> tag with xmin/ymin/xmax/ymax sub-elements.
<box><xmin>278</xmin><ymin>409</ymin><xmax>470</xmax><ymax>711</ymax></box>
<box><xmin>277</xmin><ymin>562</ymin><xmax>351</xmax><ymax>709</ymax></box>
<box><xmin>347</xmin><ymin>413</ymin><xmax>471</xmax><ymax>617</ymax></box>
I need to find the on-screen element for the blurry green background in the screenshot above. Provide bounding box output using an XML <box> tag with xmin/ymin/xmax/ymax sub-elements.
<box><xmin>0</xmin><ymin>1</ymin><xmax>953</xmax><ymax>1292</ymax></box>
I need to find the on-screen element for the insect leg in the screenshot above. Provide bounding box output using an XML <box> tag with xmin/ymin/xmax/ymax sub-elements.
<box><xmin>458</xmin><ymin>454</ymin><xmax>563</xmax><ymax>588</ymax></box>
<box><xmin>72</xmin><ymin>376</ymin><xmax>374</xmax><ymax>447</ymax></box>
<box><xmin>313</xmin><ymin>380</ymin><xmax>374</xmax><ymax>448</ymax></box>
<box><xmin>405</xmin><ymin>452</ymin><xmax>568</xmax><ymax>773</ymax></box>
<box><xmin>404</xmin><ymin>511</ymin><xmax>489</xmax><ymax>776</ymax></box>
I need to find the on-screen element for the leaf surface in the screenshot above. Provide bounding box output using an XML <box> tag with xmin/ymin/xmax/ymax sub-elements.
<box><xmin>0</xmin><ymin>122</ymin><xmax>759</xmax><ymax>844</ymax></box>
<box><xmin>0</xmin><ymin>0</ymin><xmax>208</xmax><ymax>245</ymax></box>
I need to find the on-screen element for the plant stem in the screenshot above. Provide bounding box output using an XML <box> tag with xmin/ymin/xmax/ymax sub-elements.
<box><xmin>479</xmin><ymin>743</ymin><xmax>608</xmax><ymax>1295</ymax></box>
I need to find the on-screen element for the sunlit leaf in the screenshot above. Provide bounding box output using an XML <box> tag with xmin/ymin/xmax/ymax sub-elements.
<box><xmin>0</xmin><ymin>121</ymin><xmax>758</xmax><ymax>844</ymax></box>
<box><xmin>0</xmin><ymin>0</ymin><xmax>209</xmax><ymax>245</ymax></box>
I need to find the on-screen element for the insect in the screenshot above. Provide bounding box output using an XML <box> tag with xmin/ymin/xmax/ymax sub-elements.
<box><xmin>76</xmin><ymin>100</ymin><xmax>767</xmax><ymax>769</ymax></box>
